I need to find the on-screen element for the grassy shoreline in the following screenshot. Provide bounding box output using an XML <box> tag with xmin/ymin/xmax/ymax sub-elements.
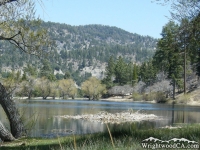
<box><xmin>1</xmin><ymin>124</ymin><xmax>200</xmax><ymax>150</ymax></box>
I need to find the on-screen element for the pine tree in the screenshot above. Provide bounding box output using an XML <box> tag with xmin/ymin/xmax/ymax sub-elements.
<box><xmin>40</xmin><ymin>60</ymin><xmax>52</xmax><ymax>77</ymax></box>
<box><xmin>114</xmin><ymin>56</ymin><xmax>128</xmax><ymax>85</ymax></box>
<box><xmin>132</xmin><ymin>64</ymin><xmax>138</xmax><ymax>86</ymax></box>
<box><xmin>189</xmin><ymin>14</ymin><xmax>200</xmax><ymax>79</ymax></box>
<box><xmin>64</xmin><ymin>71</ymin><xmax>71</xmax><ymax>79</ymax></box>
<box><xmin>102</xmin><ymin>56</ymin><xmax>115</xmax><ymax>88</ymax></box>
<box><xmin>21</xmin><ymin>73</ymin><xmax>27</xmax><ymax>81</ymax></box>
<box><xmin>40</xmin><ymin>60</ymin><xmax>56</xmax><ymax>81</ymax></box>
<box><xmin>155</xmin><ymin>21</ymin><xmax>183</xmax><ymax>99</ymax></box>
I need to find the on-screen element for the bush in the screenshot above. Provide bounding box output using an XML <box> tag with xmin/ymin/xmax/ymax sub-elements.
<box><xmin>177</xmin><ymin>94</ymin><xmax>189</xmax><ymax>104</ymax></box>
<box><xmin>143</xmin><ymin>92</ymin><xmax>166</xmax><ymax>103</ymax></box>
<box><xmin>143</xmin><ymin>93</ymin><xmax>155</xmax><ymax>101</ymax></box>
<box><xmin>154</xmin><ymin>91</ymin><xmax>167</xmax><ymax>103</ymax></box>
<box><xmin>132</xmin><ymin>92</ymin><xmax>143</xmax><ymax>101</ymax></box>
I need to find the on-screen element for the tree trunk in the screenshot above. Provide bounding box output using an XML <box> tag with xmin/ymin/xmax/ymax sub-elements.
<box><xmin>184</xmin><ymin>37</ymin><xmax>186</xmax><ymax>94</ymax></box>
<box><xmin>0</xmin><ymin>83</ymin><xmax>25</xmax><ymax>139</ymax></box>
<box><xmin>0</xmin><ymin>121</ymin><xmax>15</xmax><ymax>141</ymax></box>
<box><xmin>172</xmin><ymin>79</ymin><xmax>175</xmax><ymax>100</ymax></box>
<box><xmin>28</xmin><ymin>91</ymin><xmax>32</xmax><ymax>100</ymax></box>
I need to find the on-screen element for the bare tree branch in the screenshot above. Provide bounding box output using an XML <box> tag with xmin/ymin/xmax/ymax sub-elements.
<box><xmin>0</xmin><ymin>0</ymin><xmax>17</xmax><ymax>6</ymax></box>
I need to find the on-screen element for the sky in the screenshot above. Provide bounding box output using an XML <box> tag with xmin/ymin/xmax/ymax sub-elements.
<box><xmin>35</xmin><ymin>0</ymin><xmax>172</xmax><ymax>38</ymax></box>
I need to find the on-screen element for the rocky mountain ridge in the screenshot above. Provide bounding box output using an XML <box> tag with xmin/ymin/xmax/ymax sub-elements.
<box><xmin>0</xmin><ymin>21</ymin><xmax>158</xmax><ymax>84</ymax></box>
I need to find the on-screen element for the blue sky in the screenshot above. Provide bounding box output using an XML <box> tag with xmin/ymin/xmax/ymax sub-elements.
<box><xmin>35</xmin><ymin>0</ymin><xmax>171</xmax><ymax>38</ymax></box>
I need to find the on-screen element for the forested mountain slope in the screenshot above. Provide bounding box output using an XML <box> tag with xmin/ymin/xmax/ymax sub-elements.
<box><xmin>44</xmin><ymin>22</ymin><xmax>157</xmax><ymax>62</ymax></box>
<box><xmin>0</xmin><ymin>21</ymin><xmax>157</xmax><ymax>84</ymax></box>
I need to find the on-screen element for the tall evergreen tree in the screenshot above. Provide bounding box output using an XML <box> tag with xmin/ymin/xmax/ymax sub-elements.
<box><xmin>40</xmin><ymin>60</ymin><xmax>52</xmax><ymax>77</ymax></box>
<box><xmin>64</xmin><ymin>71</ymin><xmax>71</xmax><ymax>79</ymax></box>
<box><xmin>155</xmin><ymin>21</ymin><xmax>183</xmax><ymax>99</ymax></box>
<box><xmin>114</xmin><ymin>56</ymin><xmax>128</xmax><ymax>85</ymax></box>
<box><xmin>40</xmin><ymin>60</ymin><xmax>56</xmax><ymax>81</ymax></box>
<box><xmin>102</xmin><ymin>56</ymin><xmax>116</xmax><ymax>88</ymax></box>
<box><xmin>139</xmin><ymin>61</ymin><xmax>156</xmax><ymax>86</ymax></box>
<box><xmin>126</xmin><ymin>62</ymin><xmax>134</xmax><ymax>85</ymax></box>
<box><xmin>188</xmin><ymin>14</ymin><xmax>200</xmax><ymax>78</ymax></box>
<box><xmin>132</xmin><ymin>63</ymin><xmax>138</xmax><ymax>86</ymax></box>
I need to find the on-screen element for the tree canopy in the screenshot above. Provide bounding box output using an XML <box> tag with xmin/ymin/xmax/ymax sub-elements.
<box><xmin>0</xmin><ymin>0</ymin><xmax>51</xmax><ymax>56</ymax></box>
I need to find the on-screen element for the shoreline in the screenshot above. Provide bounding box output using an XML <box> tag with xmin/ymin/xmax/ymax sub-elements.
<box><xmin>13</xmin><ymin>87</ymin><xmax>200</xmax><ymax>106</ymax></box>
<box><xmin>13</xmin><ymin>97</ymin><xmax>89</xmax><ymax>100</ymax></box>
<box><xmin>100</xmin><ymin>98</ymin><xmax>157</xmax><ymax>103</ymax></box>
<box><xmin>13</xmin><ymin>96</ymin><xmax>156</xmax><ymax>103</ymax></box>
<box><xmin>13</xmin><ymin>96</ymin><xmax>200</xmax><ymax>106</ymax></box>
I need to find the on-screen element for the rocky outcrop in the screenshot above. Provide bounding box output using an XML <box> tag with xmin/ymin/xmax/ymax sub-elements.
<box><xmin>57</xmin><ymin>109</ymin><xmax>161</xmax><ymax>124</ymax></box>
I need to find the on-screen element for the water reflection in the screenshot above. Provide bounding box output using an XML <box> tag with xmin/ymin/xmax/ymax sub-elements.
<box><xmin>0</xmin><ymin>99</ymin><xmax>200</xmax><ymax>137</ymax></box>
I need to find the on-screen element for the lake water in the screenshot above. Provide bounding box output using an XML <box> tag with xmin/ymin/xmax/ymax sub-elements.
<box><xmin>0</xmin><ymin>99</ymin><xmax>200</xmax><ymax>138</ymax></box>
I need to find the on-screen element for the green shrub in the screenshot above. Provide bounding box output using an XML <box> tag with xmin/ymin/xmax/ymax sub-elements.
<box><xmin>143</xmin><ymin>92</ymin><xmax>166</xmax><ymax>102</ymax></box>
<box><xmin>177</xmin><ymin>94</ymin><xmax>189</xmax><ymax>104</ymax></box>
<box><xmin>154</xmin><ymin>91</ymin><xmax>167</xmax><ymax>103</ymax></box>
<box><xmin>132</xmin><ymin>92</ymin><xmax>143</xmax><ymax>101</ymax></box>
<box><xmin>143</xmin><ymin>93</ymin><xmax>155</xmax><ymax>101</ymax></box>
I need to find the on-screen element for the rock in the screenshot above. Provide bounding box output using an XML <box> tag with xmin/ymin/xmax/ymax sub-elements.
<box><xmin>57</xmin><ymin>109</ymin><xmax>162</xmax><ymax>124</ymax></box>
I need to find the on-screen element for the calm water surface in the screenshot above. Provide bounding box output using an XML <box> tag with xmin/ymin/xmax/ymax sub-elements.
<box><xmin>0</xmin><ymin>99</ymin><xmax>200</xmax><ymax>137</ymax></box>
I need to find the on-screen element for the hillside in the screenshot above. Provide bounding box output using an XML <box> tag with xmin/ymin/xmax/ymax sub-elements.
<box><xmin>44</xmin><ymin>22</ymin><xmax>157</xmax><ymax>62</ymax></box>
<box><xmin>0</xmin><ymin>21</ymin><xmax>157</xmax><ymax>85</ymax></box>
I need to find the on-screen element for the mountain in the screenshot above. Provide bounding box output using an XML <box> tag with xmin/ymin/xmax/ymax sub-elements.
<box><xmin>0</xmin><ymin>21</ymin><xmax>157</xmax><ymax>85</ymax></box>
<box><xmin>43</xmin><ymin>22</ymin><xmax>157</xmax><ymax>62</ymax></box>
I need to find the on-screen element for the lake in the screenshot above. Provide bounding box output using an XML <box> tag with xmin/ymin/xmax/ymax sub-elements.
<box><xmin>0</xmin><ymin>99</ymin><xmax>200</xmax><ymax>138</ymax></box>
